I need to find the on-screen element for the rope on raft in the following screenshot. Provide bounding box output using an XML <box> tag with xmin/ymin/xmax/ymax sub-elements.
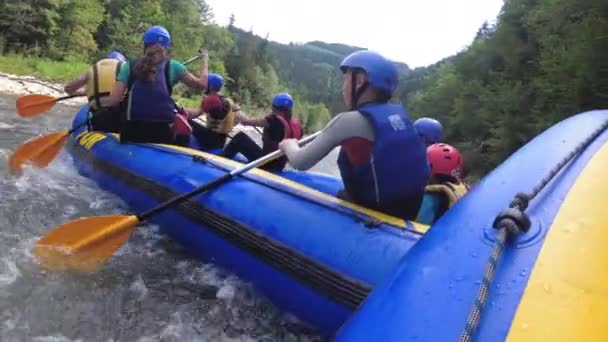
<box><xmin>459</xmin><ymin>118</ymin><xmax>608</xmax><ymax>342</ymax></box>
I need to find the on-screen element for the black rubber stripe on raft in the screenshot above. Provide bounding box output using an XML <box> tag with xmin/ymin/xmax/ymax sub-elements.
<box><xmin>68</xmin><ymin>141</ymin><xmax>372</xmax><ymax>309</ymax></box>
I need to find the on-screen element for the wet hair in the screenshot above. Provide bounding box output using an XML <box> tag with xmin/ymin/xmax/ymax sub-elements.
<box><xmin>134</xmin><ymin>44</ymin><xmax>167</xmax><ymax>81</ymax></box>
<box><xmin>272</xmin><ymin>106</ymin><xmax>293</xmax><ymax>119</ymax></box>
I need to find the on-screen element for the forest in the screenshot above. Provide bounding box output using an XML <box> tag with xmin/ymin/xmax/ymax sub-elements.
<box><xmin>1</xmin><ymin>0</ymin><xmax>607</xmax><ymax>178</ymax></box>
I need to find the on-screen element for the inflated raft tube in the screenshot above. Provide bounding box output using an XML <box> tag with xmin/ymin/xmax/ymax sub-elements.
<box><xmin>334</xmin><ymin>109</ymin><xmax>608</xmax><ymax>341</ymax></box>
<box><xmin>67</xmin><ymin>105</ymin><xmax>428</xmax><ymax>336</ymax></box>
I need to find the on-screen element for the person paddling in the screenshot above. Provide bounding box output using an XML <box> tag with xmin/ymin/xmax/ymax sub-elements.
<box><xmin>107</xmin><ymin>25</ymin><xmax>209</xmax><ymax>144</ymax></box>
<box><xmin>279</xmin><ymin>50</ymin><xmax>430</xmax><ymax>220</ymax></box>
<box><xmin>184</xmin><ymin>73</ymin><xmax>238</xmax><ymax>150</ymax></box>
<box><xmin>221</xmin><ymin>92</ymin><xmax>303</xmax><ymax>171</ymax></box>
<box><xmin>63</xmin><ymin>51</ymin><xmax>127</xmax><ymax>133</ymax></box>
<box><xmin>416</xmin><ymin>143</ymin><xmax>469</xmax><ymax>225</ymax></box>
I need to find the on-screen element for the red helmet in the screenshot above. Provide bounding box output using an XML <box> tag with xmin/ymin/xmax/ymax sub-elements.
<box><xmin>201</xmin><ymin>94</ymin><xmax>229</xmax><ymax>120</ymax></box>
<box><xmin>427</xmin><ymin>143</ymin><xmax>463</xmax><ymax>178</ymax></box>
<box><xmin>201</xmin><ymin>94</ymin><xmax>224</xmax><ymax>113</ymax></box>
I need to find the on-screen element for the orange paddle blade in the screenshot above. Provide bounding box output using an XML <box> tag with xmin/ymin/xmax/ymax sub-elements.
<box><xmin>8</xmin><ymin>131</ymin><xmax>69</xmax><ymax>174</ymax></box>
<box><xmin>16</xmin><ymin>94</ymin><xmax>58</xmax><ymax>117</ymax></box>
<box><xmin>34</xmin><ymin>215</ymin><xmax>140</xmax><ymax>272</ymax></box>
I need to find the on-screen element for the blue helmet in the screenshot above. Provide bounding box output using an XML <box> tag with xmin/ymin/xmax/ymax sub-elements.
<box><xmin>106</xmin><ymin>50</ymin><xmax>126</xmax><ymax>62</ymax></box>
<box><xmin>339</xmin><ymin>50</ymin><xmax>399</xmax><ymax>96</ymax></box>
<box><xmin>414</xmin><ymin>117</ymin><xmax>443</xmax><ymax>145</ymax></box>
<box><xmin>143</xmin><ymin>26</ymin><xmax>171</xmax><ymax>48</ymax></box>
<box><xmin>207</xmin><ymin>73</ymin><xmax>224</xmax><ymax>92</ymax></box>
<box><xmin>272</xmin><ymin>92</ymin><xmax>293</xmax><ymax>109</ymax></box>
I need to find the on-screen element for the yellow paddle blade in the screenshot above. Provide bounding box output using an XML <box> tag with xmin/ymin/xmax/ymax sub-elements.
<box><xmin>34</xmin><ymin>215</ymin><xmax>140</xmax><ymax>272</ymax></box>
<box><xmin>8</xmin><ymin>131</ymin><xmax>69</xmax><ymax>174</ymax></box>
<box><xmin>16</xmin><ymin>94</ymin><xmax>58</xmax><ymax>117</ymax></box>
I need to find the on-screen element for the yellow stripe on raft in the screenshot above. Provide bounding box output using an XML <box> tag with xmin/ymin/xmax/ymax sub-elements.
<box><xmin>100</xmin><ymin>133</ymin><xmax>429</xmax><ymax>233</ymax></box>
<box><xmin>507</xmin><ymin>142</ymin><xmax>608</xmax><ymax>341</ymax></box>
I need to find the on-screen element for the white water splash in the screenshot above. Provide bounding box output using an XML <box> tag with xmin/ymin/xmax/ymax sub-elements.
<box><xmin>129</xmin><ymin>274</ymin><xmax>148</xmax><ymax>301</ymax></box>
<box><xmin>0</xmin><ymin>258</ymin><xmax>21</xmax><ymax>287</ymax></box>
<box><xmin>33</xmin><ymin>335</ymin><xmax>82</xmax><ymax>342</ymax></box>
<box><xmin>0</xmin><ymin>122</ymin><xmax>15</xmax><ymax>129</ymax></box>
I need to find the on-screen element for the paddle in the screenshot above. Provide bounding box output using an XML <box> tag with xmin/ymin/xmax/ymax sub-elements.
<box><xmin>8</xmin><ymin>121</ymin><xmax>88</xmax><ymax>174</ymax></box>
<box><xmin>16</xmin><ymin>94</ymin><xmax>85</xmax><ymax>117</ymax></box>
<box><xmin>33</xmin><ymin>132</ymin><xmax>320</xmax><ymax>272</ymax></box>
<box><xmin>8</xmin><ymin>54</ymin><xmax>204</xmax><ymax>174</ymax></box>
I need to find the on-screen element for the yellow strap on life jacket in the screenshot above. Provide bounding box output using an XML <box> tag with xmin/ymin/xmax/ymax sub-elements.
<box><xmin>85</xmin><ymin>58</ymin><xmax>122</xmax><ymax>110</ymax></box>
<box><xmin>207</xmin><ymin>97</ymin><xmax>236</xmax><ymax>134</ymax></box>
<box><xmin>424</xmin><ymin>181</ymin><xmax>469</xmax><ymax>208</ymax></box>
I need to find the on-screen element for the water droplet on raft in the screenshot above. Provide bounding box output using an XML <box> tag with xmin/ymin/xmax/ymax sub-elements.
<box><xmin>471</xmin><ymin>252</ymin><xmax>479</xmax><ymax>258</ymax></box>
<box><xmin>520</xmin><ymin>269</ymin><xmax>527</xmax><ymax>277</ymax></box>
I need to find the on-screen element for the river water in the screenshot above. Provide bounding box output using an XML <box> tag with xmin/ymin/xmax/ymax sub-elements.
<box><xmin>0</xmin><ymin>93</ymin><xmax>335</xmax><ymax>341</ymax></box>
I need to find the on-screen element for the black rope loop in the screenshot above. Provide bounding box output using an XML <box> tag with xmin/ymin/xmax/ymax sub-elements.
<box><xmin>363</xmin><ymin>217</ymin><xmax>382</xmax><ymax>228</ymax></box>
<box><xmin>493</xmin><ymin>207</ymin><xmax>531</xmax><ymax>236</ymax></box>
<box><xmin>192</xmin><ymin>155</ymin><xmax>207</xmax><ymax>163</ymax></box>
<box><xmin>509</xmin><ymin>192</ymin><xmax>530</xmax><ymax>211</ymax></box>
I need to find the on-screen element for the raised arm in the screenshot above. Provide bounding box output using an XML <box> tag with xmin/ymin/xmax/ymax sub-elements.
<box><xmin>181</xmin><ymin>49</ymin><xmax>209</xmax><ymax>90</ymax></box>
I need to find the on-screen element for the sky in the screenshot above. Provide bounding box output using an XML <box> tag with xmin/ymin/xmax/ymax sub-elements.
<box><xmin>205</xmin><ymin>0</ymin><xmax>504</xmax><ymax>68</ymax></box>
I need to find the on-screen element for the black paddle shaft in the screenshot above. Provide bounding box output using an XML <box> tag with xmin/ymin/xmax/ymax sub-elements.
<box><xmin>138</xmin><ymin>172</ymin><xmax>232</xmax><ymax>221</ymax></box>
<box><xmin>56</xmin><ymin>94</ymin><xmax>84</xmax><ymax>102</ymax></box>
<box><xmin>136</xmin><ymin>131</ymin><xmax>321</xmax><ymax>222</ymax></box>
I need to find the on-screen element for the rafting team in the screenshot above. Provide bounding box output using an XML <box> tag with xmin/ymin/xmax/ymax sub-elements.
<box><xmin>63</xmin><ymin>25</ymin><xmax>470</xmax><ymax>226</ymax></box>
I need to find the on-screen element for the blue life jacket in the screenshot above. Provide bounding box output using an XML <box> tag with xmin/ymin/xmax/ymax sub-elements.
<box><xmin>337</xmin><ymin>102</ymin><xmax>430</xmax><ymax>211</ymax></box>
<box><xmin>126</xmin><ymin>59</ymin><xmax>175</xmax><ymax>123</ymax></box>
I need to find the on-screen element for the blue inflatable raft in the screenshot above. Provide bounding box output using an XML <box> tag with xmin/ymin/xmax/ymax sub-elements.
<box><xmin>66</xmin><ymin>105</ymin><xmax>428</xmax><ymax>336</ymax></box>
<box><xmin>66</xmin><ymin>105</ymin><xmax>608</xmax><ymax>341</ymax></box>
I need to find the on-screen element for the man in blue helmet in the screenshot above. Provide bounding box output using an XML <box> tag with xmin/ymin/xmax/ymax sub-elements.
<box><xmin>414</xmin><ymin>117</ymin><xmax>443</xmax><ymax>146</ymax></box>
<box><xmin>64</xmin><ymin>50</ymin><xmax>127</xmax><ymax>132</ymax></box>
<box><xmin>108</xmin><ymin>25</ymin><xmax>209</xmax><ymax>144</ymax></box>
<box><xmin>279</xmin><ymin>50</ymin><xmax>430</xmax><ymax>220</ymax></box>
<box><xmin>221</xmin><ymin>92</ymin><xmax>303</xmax><ymax>171</ymax></box>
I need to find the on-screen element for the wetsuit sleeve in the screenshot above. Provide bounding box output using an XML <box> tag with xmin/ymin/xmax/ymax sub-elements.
<box><xmin>282</xmin><ymin>111</ymin><xmax>375</xmax><ymax>170</ymax></box>
<box><xmin>170</xmin><ymin>60</ymin><xmax>187</xmax><ymax>87</ymax></box>
<box><xmin>116</xmin><ymin>62</ymin><xmax>130</xmax><ymax>84</ymax></box>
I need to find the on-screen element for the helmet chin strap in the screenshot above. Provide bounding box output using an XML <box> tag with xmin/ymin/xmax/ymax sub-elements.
<box><xmin>349</xmin><ymin>70</ymin><xmax>368</xmax><ymax>111</ymax></box>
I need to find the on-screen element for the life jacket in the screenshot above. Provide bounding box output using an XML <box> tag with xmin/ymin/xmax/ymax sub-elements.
<box><xmin>416</xmin><ymin>181</ymin><xmax>469</xmax><ymax>225</ymax></box>
<box><xmin>85</xmin><ymin>58</ymin><xmax>124</xmax><ymax>110</ymax></box>
<box><xmin>261</xmin><ymin>113</ymin><xmax>303</xmax><ymax>153</ymax></box>
<box><xmin>205</xmin><ymin>96</ymin><xmax>236</xmax><ymax>134</ymax></box>
<box><xmin>425</xmin><ymin>181</ymin><xmax>469</xmax><ymax>207</ymax></box>
<box><xmin>337</xmin><ymin>103</ymin><xmax>430</xmax><ymax>209</ymax></box>
<box><xmin>173</xmin><ymin>111</ymin><xmax>192</xmax><ymax>135</ymax></box>
<box><xmin>126</xmin><ymin>59</ymin><xmax>175</xmax><ymax>123</ymax></box>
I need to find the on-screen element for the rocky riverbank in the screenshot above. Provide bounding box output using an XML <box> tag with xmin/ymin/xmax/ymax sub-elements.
<box><xmin>0</xmin><ymin>72</ymin><xmax>86</xmax><ymax>107</ymax></box>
